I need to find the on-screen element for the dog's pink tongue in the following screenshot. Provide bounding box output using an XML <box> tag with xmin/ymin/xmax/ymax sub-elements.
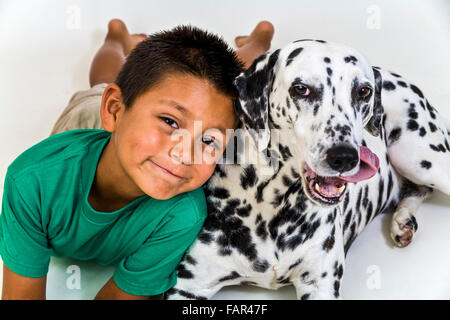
<box><xmin>339</xmin><ymin>146</ymin><xmax>380</xmax><ymax>183</ymax></box>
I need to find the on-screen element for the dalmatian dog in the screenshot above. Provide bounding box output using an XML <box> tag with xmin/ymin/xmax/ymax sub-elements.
<box><xmin>166</xmin><ymin>39</ymin><xmax>450</xmax><ymax>300</ymax></box>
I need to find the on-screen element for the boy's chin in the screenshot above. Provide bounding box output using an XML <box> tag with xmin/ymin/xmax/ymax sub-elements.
<box><xmin>140</xmin><ymin>183</ymin><xmax>189</xmax><ymax>200</ymax></box>
<box><xmin>142</xmin><ymin>186</ymin><xmax>178</xmax><ymax>200</ymax></box>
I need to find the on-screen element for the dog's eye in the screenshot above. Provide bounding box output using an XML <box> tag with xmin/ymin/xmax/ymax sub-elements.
<box><xmin>292</xmin><ymin>84</ymin><xmax>310</xmax><ymax>96</ymax></box>
<box><xmin>358</xmin><ymin>86</ymin><xmax>372</xmax><ymax>99</ymax></box>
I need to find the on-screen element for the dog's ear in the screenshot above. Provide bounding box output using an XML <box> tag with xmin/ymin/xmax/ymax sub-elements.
<box><xmin>234</xmin><ymin>49</ymin><xmax>280</xmax><ymax>152</ymax></box>
<box><xmin>365</xmin><ymin>67</ymin><xmax>383</xmax><ymax>136</ymax></box>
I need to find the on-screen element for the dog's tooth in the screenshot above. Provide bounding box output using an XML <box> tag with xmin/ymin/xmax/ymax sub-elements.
<box><xmin>315</xmin><ymin>182</ymin><xmax>321</xmax><ymax>192</ymax></box>
<box><xmin>337</xmin><ymin>185</ymin><xmax>346</xmax><ymax>193</ymax></box>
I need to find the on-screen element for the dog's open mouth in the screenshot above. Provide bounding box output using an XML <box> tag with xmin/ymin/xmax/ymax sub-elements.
<box><xmin>304</xmin><ymin>146</ymin><xmax>380</xmax><ymax>205</ymax></box>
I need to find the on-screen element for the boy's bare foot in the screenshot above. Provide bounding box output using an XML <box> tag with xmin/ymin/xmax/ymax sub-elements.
<box><xmin>89</xmin><ymin>19</ymin><xmax>147</xmax><ymax>86</ymax></box>
<box><xmin>106</xmin><ymin>19</ymin><xmax>147</xmax><ymax>55</ymax></box>
<box><xmin>235</xmin><ymin>21</ymin><xmax>275</xmax><ymax>69</ymax></box>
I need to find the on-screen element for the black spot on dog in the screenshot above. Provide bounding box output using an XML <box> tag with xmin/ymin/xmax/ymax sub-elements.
<box><xmin>407</xmin><ymin>120</ymin><xmax>419</xmax><ymax>131</ymax></box>
<box><xmin>344</xmin><ymin>55</ymin><xmax>358</xmax><ymax>65</ymax></box>
<box><xmin>374</xmin><ymin>178</ymin><xmax>385</xmax><ymax>216</ymax></box>
<box><xmin>390</xmin><ymin>72</ymin><xmax>401</xmax><ymax>78</ymax></box>
<box><xmin>301</xmin><ymin>293</ymin><xmax>310</xmax><ymax>300</ymax></box>
<box><xmin>326</xmin><ymin>67</ymin><xmax>333</xmax><ymax>76</ymax></box>
<box><xmin>366</xmin><ymin>202</ymin><xmax>374</xmax><ymax>226</ymax></box>
<box><xmin>408</xmin><ymin>103</ymin><xmax>418</xmax><ymax>119</ymax></box>
<box><xmin>405</xmin><ymin>216</ymin><xmax>418</xmax><ymax>232</ymax></box>
<box><xmin>324</xmin><ymin>57</ymin><xmax>331</xmax><ymax>63</ymax></box>
<box><xmin>362</xmin><ymin>185</ymin><xmax>369</xmax><ymax>208</ymax></box>
<box><xmin>288</xmin><ymin>258</ymin><xmax>303</xmax><ymax>270</ymax></box>
<box><xmin>210</xmin><ymin>187</ymin><xmax>230</xmax><ymax>199</ymax></box>
<box><xmin>382</xmin><ymin>81</ymin><xmax>396</xmax><ymax>91</ymax></box>
<box><xmin>387</xmin><ymin>172</ymin><xmax>394</xmax><ymax>199</ymax></box>
<box><xmin>428</xmin><ymin>122</ymin><xmax>437</xmax><ymax>132</ymax></box>
<box><xmin>419</xmin><ymin>100</ymin><xmax>426</xmax><ymax>110</ymax></box>
<box><xmin>314</xmin><ymin>104</ymin><xmax>320</xmax><ymax>116</ymax></box>
<box><xmin>293</xmin><ymin>39</ymin><xmax>314</xmax><ymax>43</ymax></box>
<box><xmin>256</xmin><ymin>220</ymin><xmax>268</xmax><ymax>240</ymax></box>
<box><xmin>426</xmin><ymin>100</ymin><xmax>436</xmax><ymax>119</ymax></box>
<box><xmin>185</xmin><ymin>255</ymin><xmax>197</xmax><ymax>265</ymax></box>
<box><xmin>343</xmin><ymin>209</ymin><xmax>352</xmax><ymax>231</ymax></box>
<box><xmin>410</xmin><ymin>84</ymin><xmax>424</xmax><ymax>98</ymax></box>
<box><xmin>430</xmin><ymin>143</ymin><xmax>446</xmax><ymax>152</ymax></box>
<box><xmin>256</xmin><ymin>180</ymin><xmax>271</xmax><ymax>203</ymax></box>
<box><xmin>198</xmin><ymin>231</ymin><xmax>214</xmax><ymax>244</ymax></box>
<box><xmin>177</xmin><ymin>264</ymin><xmax>194</xmax><ymax>279</ymax></box>
<box><xmin>397</xmin><ymin>80</ymin><xmax>407</xmax><ymax>88</ymax></box>
<box><xmin>169</xmin><ymin>288</ymin><xmax>207</xmax><ymax>300</ymax></box>
<box><xmin>419</xmin><ymin>127</ymin><xmax>427</xmax><ymax>137</ymax></box>
<box><xmin>420</xmin><ymin>160</ymin><xmax>432</xmax><ymax>169</ymax></box>
<box><xmin>222</xmin><ymin>198</ymin><xmax>241</xmax><ymax>216</ymax></box>
<box><xmin>279</xmin><ymin>144</ymin><xmax>293</xmax><ymax>161</ymax></box>
<box><xmin>218</xmin><ymin>271</ymin><xmax>241</xmax><ymax>282</ymax></box>
<box><xmin>322</xmin><ymin>234</ymin><xmax>335</xmax><ymax>252</ymax></box>
<box><xmin>286</xmin><ymin>47</ymin><xmax>303</xmax><ymax>66</ymax></box>
<box><xmin>252</xmin><ymin>259</ymin><xmax>270</xmax><ymax>273</ymax></box>
<box><xmin>334</xmin><ymin>263</ymin><xmax>344</xmax><ymax>279</ymax></box>
<box><xmin>388</xmin><ymin>127</ymin><xmax>402</xmax><ymax>144</ymax></box>
<box><xmin>315</xmin><ymin>39</ymin><xmax>327</xmax><ymax>43</ymax></box>
<box><xmin>277</xmin><ymin>275</ymin><xmax>291</xmax><ymax>284</ymax></box>
<box><xmin>334</xmin><ymin>124</ymin><xmax>351</xmax><ymax>136</ymax></box>
<box><xmin>240</xmin><ymin>165</ymin><xmax>258</xmax><ymax>190</ymax></box>
<box><xmin>334</xmin><ymin>280</ymin><xmax>341</xmax><ymax>298</ymax></box>
<box><xmin>236</xmin><ymin>203</ymin><xmax>252</xmax><ymax>217</ymax></box>
<box><xmin>343</xmin><ymin>193</ymin><xmax>350</xmax><ymax>213</ymax></box>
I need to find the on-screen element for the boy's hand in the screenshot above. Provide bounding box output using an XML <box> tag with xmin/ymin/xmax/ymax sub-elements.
<box><xmin>2</xmin><ymin>265</ymin><xmax>47</xmax><ymax>300</ymax></box>
<box><xmin>95</xmin><ymin>276</ymin><xmax>150</xmax><ymax>300</ymax></box>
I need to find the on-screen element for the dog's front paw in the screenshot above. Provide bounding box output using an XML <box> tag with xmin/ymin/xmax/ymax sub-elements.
<box><xmin>390</xmin><ymin>212</ymin><xmax>418</xmax><ymax>247</ymax></box>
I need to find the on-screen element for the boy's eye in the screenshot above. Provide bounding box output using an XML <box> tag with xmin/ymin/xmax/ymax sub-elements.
<box><xmin>202</xmin><ymin>137</ymin><xmax>218</xmax><ymax>148</ymax></box>
<box><xmin>161</xmin><ymin>117</ymin><xmax>179</xmax><ymax>129</ymax></box>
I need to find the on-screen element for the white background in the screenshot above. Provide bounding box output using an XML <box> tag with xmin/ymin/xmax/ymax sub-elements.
<box><xmin>0</xmin><ymin>0</ymin><xmax>449</xmax><ymax>299</ymax></box>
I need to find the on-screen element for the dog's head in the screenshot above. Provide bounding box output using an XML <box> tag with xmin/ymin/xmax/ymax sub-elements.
<box><xmin>234</xmin><ymin>40</ymin><xmax>381</xmax><ymax>206</ymax></box>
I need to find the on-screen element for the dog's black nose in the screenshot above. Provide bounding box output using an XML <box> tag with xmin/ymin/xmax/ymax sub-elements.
<box><xmin>326</xmin><ymin>145</ymin><xmax>359</xmax><ymax>173</ymax></box>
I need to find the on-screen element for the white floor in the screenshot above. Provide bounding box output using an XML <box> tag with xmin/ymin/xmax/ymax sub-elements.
<box><xmin>0</xmin><ymin>0</ymin><xmax>449</xmax><ymax>300</ymax></box>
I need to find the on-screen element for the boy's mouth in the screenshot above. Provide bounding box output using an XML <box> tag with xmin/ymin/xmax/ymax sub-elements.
<box><xmin>147</xmin><ymin>159</ymin><xmax>186</xmax><ymax>180</ymax></box>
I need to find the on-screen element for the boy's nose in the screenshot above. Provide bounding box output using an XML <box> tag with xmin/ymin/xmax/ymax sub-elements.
<box><xmin>169</xmin><ymin>136</ymin><xmax>196</xmax><ymax>165</ymax></box>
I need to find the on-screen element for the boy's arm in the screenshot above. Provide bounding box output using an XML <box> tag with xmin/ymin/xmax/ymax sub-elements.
<box><xmin>95</xmin><ymin>277</ymin><xmax>150</xmax><ymax>300</ymax></box>
<box><xmin>2</xmin><ymin>265</ymin><xmax>47</xmax><ymax>300</ymax></box>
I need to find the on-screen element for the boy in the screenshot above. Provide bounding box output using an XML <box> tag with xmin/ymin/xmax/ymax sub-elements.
<box><xmin>0</xmin><ymin>19</ymin><xmax>273</xmax><ymax>300</ymax></box>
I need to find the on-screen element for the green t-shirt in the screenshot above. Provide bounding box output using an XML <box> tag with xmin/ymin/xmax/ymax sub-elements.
<box><xmin>0</xmin><ymin>129</ymin><xmax>206</xmax><ymax>296</ymax></box>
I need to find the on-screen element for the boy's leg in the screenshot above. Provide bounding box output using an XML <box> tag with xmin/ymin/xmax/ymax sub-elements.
<box><xmin>89</xmin><ymin>19</ymin><xmax>274</xmax><ymax>87</ymax></box>
<box><xmin>234</xmin><ymin>21</ymin><xmax>274</xmax><ymax>69</ymax></box>
<box><xmin>89</xmin><ymin>19</ymin><xmax>147</xmax><ymax>87</ymax></box>
<box><xmin>51</xmin><ymin>19</ymin><xmax>147</xmax><ymax>135</ymax></box>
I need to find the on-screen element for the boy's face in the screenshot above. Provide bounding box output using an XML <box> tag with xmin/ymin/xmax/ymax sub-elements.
<box><xmin>105</xmin><ymin>73</ymin><xmax>238</xmax><ymax>200</ymax></box>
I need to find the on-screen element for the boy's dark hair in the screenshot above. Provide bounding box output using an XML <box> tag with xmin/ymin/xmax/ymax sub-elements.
<box><xmin>115</xmin><ymin>25</ymin><xmax>245</xmax><ymax>108</ymax></box>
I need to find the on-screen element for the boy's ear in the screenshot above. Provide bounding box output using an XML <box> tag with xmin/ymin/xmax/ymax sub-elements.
<box><xmin>100</xmin><ymin>84</ymin><xmax>126</xmax><ymax>132</ymax></box>
<box><xmin>233</xmin><ymin>49</ymin><xmax>280</xmax><ymax>152</ymax></box>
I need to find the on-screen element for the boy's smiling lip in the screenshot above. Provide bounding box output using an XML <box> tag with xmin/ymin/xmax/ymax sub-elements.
<box><xmin>146</xmin><ymin>158</ymin><xmax>187</xmax><ymax>180</ymax></box>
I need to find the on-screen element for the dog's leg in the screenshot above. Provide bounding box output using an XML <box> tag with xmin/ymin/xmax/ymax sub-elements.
<box><xmin>292</xmin><ymin>224</ymin><xmax>346</xmax><ymax>300</ymax></box>
<box><xmin>164</xmin><ymin>242</ymin><xmax>244</xmax><ymax>300</ymax></box>
<box><xmin>165</xmin><ymin>279</ymin><xmax>224</xmax><ymax>300</ymax></box>
<box><xmin>381</xmin><ymin>71</ymin><xmax>450</xmax><ymax>195</ymax></box>
<box><xmin>390</xmin><ymin>180</ymin><xmax>433</xmax><ymax>247</ymax></box>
